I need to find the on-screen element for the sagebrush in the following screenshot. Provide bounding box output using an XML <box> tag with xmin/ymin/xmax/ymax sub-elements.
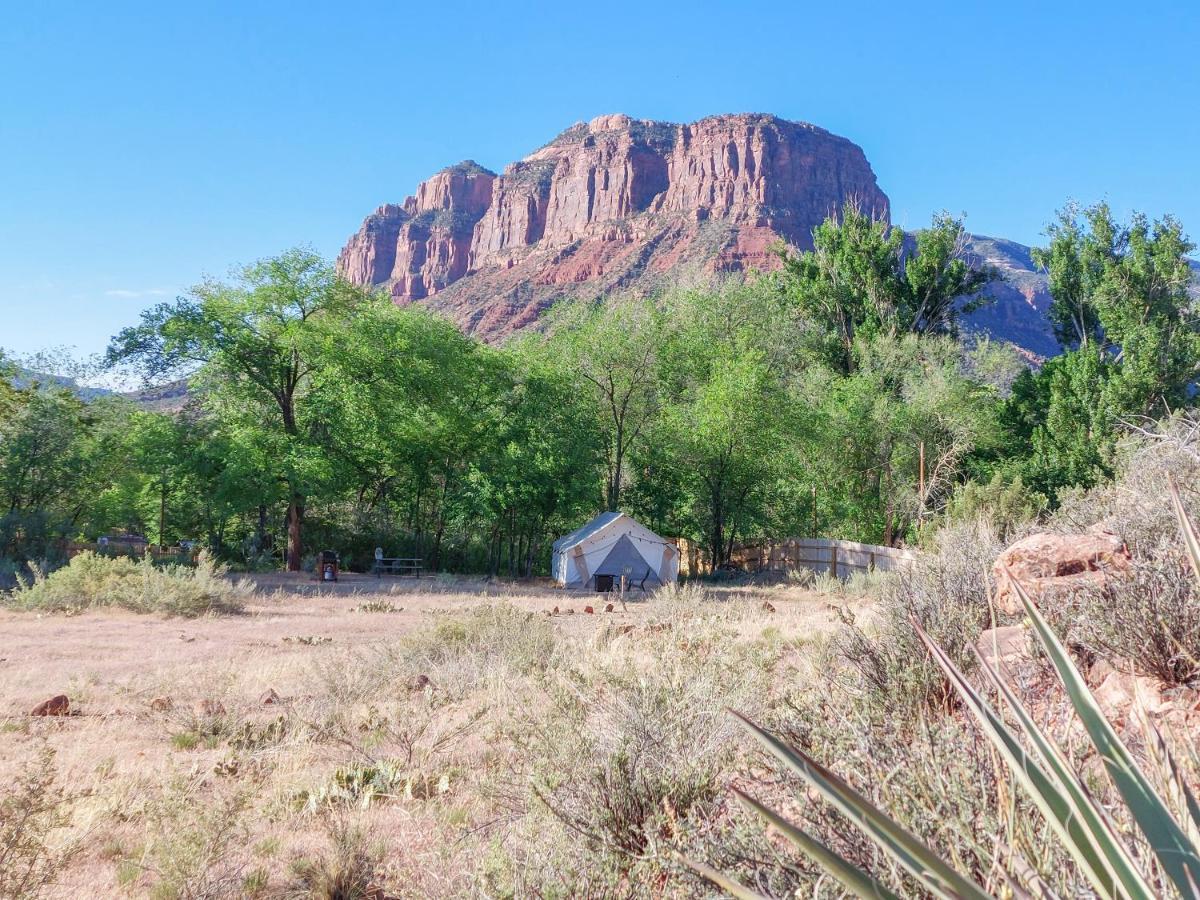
<box><xmin>6</xmin><ymin>550</ymin><xmax>250</xmax><ymax>617</ymax></box>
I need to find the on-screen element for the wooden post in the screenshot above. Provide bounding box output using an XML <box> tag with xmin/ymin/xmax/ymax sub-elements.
<box><xmin>919</xmin><ymin>440</ymin><xmax>926</xmax><ymax>504</ymax></box>
<box><xmin>831</xmin><ymin>545</ymin><xmax>838</xmax><ymax>580</ymax></box>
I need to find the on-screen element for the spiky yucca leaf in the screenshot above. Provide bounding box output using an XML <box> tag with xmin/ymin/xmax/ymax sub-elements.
<box><xmin>1008</xmin><ymin>571</ymin><xmax>1200</xmax><ymax>896</ymax></box>
<box><xmin>1137</xmin><ymin>708</ymin><xmax>1200</xmax><ymax>849</ymax></box>
<box><xmin>913</xmin><ymin>619</ymin><xmax>1153</xmax><ymax>900</ymax></box>
<box><xmin>1169</xmin><ymin>475</ymin><xmax>1200</xmax><ymax>589</ymax></box>
<box><xmin>968</xmin><ymin>639</ymin><xmax>1155</xmax><ymax>899</ymax></box>
<box><xmin>729</xmin><ymin>710</ymin><xmax>995</xmax><ymax>900</ymax></box>
<box><xmin>730</xmin><ymin>789</ymin><xmax>902</xmax><ymax>900</ymax></box>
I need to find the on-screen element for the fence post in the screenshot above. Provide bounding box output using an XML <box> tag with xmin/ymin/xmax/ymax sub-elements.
<box><xmin>869</xmin><ymin>550</ymin><xmax>876</xmax><ymax>572</ymax></box>
<box><xmin>831</xmin><ymin>545</ymin><xmax>838</xmax><ymax>580</ymax></box>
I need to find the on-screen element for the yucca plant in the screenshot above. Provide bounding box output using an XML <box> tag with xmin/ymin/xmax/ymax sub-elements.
<box><xmin>691</xmin><ymin>477</ymin><xmax>1200</xmax><ymax>899</ymax></box>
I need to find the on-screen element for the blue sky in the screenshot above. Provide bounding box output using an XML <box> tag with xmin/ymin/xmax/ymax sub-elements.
<box><xmin>2</xmin><ymin>0</ymin><xmax>1198</xmax><ymax>360</ymax></box>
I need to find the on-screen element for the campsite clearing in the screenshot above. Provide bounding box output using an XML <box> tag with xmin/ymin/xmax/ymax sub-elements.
<box><xmin>0</xmin><ymin>573</ymin><xmax>878</xmax><ymax>898</ymax></box>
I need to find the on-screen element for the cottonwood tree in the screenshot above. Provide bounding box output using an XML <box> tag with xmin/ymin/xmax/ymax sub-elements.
<box><xmin>544</xmin><ymin>298</ymin><xmax>665</xmax><ymax>511</ymax></box>
<box><xmin>312</xmin><ymin>302</ymin><xmax>512</xmax><ymax>569</ymax></box>
<box><xmin>1038</xmin><ymin>202</ymin><xmax>1198</xmax><ymax>411</ymax></box>
<box><xmin>107</xmin><ymin>248</ymin><xmax>369</xmax><ymax>570</ymax></box>
<box><xmin>653</xmin><ymin>284</ymin><xmax>803</xmax><ymax>565</ymax></box>
<box><xmin>0</xmin><ymin>386</ymin><xmax>131</xmax><ymax>560</ymax></box>
<box><xmin>777</xmin><ymin>204</ymin><xmax>996</xmax><ymax>373</ymax></box>
<box><xmin>799</xmin><ymin>334</ymin><xmax>999</xmax><ymax>544</ymax></box>
<box><xmin>1008</xmin><ymin>203</ymin><xmax>1200</xmax><ymax>497</ymax></box>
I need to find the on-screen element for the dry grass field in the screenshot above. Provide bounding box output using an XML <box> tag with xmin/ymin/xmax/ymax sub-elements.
<box><xmin>0</xmin><ymin>571</ymin><xmax>878</xmax><ymax>898</ymax></box>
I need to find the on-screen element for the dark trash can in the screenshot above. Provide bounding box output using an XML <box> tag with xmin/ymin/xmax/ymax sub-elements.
<box><xmin>318</xmin><ymin>550</ymin><xmax>340</xmax><ymax>582</ymax></box>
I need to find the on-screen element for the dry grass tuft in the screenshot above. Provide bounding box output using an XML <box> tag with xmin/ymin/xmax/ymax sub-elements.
<box><xmin>0</xmin><ymin>746</ymin><xmax>79</xmax><ymax>900</ymax></box>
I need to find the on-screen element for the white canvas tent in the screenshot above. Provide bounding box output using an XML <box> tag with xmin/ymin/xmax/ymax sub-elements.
<box><xmin>551</xmin><ymin>512</ymin><xmax>678</xmax><ymax>590</ymax></box>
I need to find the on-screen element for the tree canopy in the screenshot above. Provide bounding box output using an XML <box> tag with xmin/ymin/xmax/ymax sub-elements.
<box><xmin>4</xmin><ymin>198</ymin><xmax>1195</xmax><ymax>581</ymax></box>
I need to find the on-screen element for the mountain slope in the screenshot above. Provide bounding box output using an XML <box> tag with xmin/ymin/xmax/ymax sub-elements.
<box><xmin>961</xmin><ymin>235</ymin><xmax>1058</xmax><ymax>358</ymax></box>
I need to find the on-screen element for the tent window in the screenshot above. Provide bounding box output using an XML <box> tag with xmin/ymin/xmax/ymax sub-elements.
<box><xmin>595</xmin><ymin>574</ymin><xmax>614</xmax><ymax>592</ymax></box>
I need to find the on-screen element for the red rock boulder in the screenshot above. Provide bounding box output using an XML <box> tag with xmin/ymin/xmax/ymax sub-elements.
<box><xmin>30</xmin><ymin>695</ymin><xmax>70</xmax><ymax>717</ymax></box>
<box><xmin>993</xmin><ymin>529</ymin><xmax>1130</xmax><ymax>615</ymax></box>
<box><xmin>975</xmin><ymin>625</ymin><xmax>1038</xmax><ymax>684</ymax></box>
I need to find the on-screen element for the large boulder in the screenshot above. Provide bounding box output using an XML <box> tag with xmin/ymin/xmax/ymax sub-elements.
<box><xmin>993</xmin><ymin>528</ymin><xmax>1130</xmax><ymax>615</ymax></box>
<box><xmin>1093</xmin><ymin>671</ymin><xmax>1166</xmax><ymax>727</ymax></box>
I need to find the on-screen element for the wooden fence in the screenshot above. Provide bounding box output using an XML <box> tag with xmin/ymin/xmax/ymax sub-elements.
<box><xmin>677</xmin><ymin>537</ymin><xmax>918</xmax><ymax>579</ymax></box>
<box><xmin>65</xmin><ymin>541</ymin><xmax>199</xmax><ymax>562</ymax></box>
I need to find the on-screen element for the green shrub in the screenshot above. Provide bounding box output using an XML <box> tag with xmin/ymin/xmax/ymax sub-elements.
<box><xmin>505</xmin><ymin>613</ymin><xmax>774</xmax><ymax>892</ymax></box>
<box><xmin>130</xmin><ymin>779</ymin><xmax>251</xmax><ymax>900</ymax></box>
<box><xmin>6</xmin><ymin>550</ymin><xmax>250</xmax><ymax>617</ymax></box>
<box><xmin>945</xmin><ymin>471</ymin><xmax>1047</xmax><ymax>541</ymax></box>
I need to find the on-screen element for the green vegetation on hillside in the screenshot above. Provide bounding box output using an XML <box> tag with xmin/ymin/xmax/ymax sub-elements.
<box><xmin>1</xmin><ymin>201</ymin><xmax>1196</xmax><ymax>580</ymax></box>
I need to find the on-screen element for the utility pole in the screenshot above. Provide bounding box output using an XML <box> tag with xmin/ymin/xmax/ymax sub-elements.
<box><xmin>918</xmin><ymin>441</ymin><xmax>926</xmax><ymax>506</ymax></box>
<box><xmin>159</xmin><ymin>477</ymin><xmax>167</xmax><ymax>552</ymax></box>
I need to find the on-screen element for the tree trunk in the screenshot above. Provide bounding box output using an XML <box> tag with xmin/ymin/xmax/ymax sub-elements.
<box><xmin>488</xmin><ymin>523</ymin><xmax>500</xmax><ymax>577</ymax></box>
<box><xmin>708</xmin><ymin>473</ymin><xmax>726</xmax><ymax>568</ymax></box>
<box><xmin>432</xmin><ymin>520</ymin><xmax>446</xmax><ymax>573</ymax></box>
<box><xmin>607</xmin><ymin>421</ymin><xmax>624</xmax><ymax>510</ymax></box>
<box><xmin>286</xmin><ymin>497</ymin><xmax>304</xmax><ymax>572</ymax></box>
<box><xmin>431</xmin><ymin>473</ymin><xmax>451</xmax><ymax>572</ymax></box>
<box><xmin>710</xmin><ymin>498</ymin><xmax>724</xmax><ymax>571</ymax></box>
<box><xmin>256</xmin><ymin>505</ymin><xmax>267</xmax><ymax>552</ymax></box>
<box><xmin>158</xmin><ymin>478</ymin><xmax>167</xmax><ymax>549</ymax></box>
<box><xmin>882</xmin><ymin>463</ymin><xmax>894</xmax><ymax>547</ymax></box>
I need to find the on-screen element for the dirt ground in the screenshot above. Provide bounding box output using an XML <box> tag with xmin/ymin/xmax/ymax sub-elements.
<box><xmin>0</xmin><ymin>573</ymin><xmax>877</xmax><ymax>898</ymax></box>
<box><xmin>0</xmin><ymin>573</ymin><xmax>868</xmax><ymax>717</ymax></box>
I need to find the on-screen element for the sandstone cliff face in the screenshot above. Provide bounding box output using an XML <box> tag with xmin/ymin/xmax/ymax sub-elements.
<box><xmin>337</xmin><ymin>113</ymin><xmax>889</xmax><ymax>339</ymax></box>
<box><xmin>339</xmin><ymin>162</ymin><xmax>495</xmax><ymax>301</ymax></box>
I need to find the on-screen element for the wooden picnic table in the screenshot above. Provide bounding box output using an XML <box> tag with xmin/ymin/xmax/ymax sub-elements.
<box><xmin>373</xmin><ymin>556</ymin><xmax>422</xmax><ymax>577</ymax></box>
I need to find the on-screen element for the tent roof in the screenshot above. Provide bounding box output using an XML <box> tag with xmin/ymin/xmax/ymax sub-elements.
<box><xmin>552</xmin><ymin>511</ymin><xmax>626</xmax><ymax>552</ymax></box>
